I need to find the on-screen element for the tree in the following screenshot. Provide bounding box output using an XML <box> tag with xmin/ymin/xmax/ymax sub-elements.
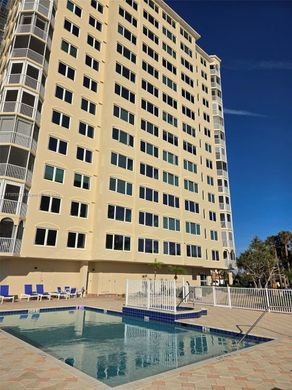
<box><xmin>237</xmin><ymin>237</ymin><xmax>277</xmax><ymax>288</ymax></box>
<box><xmin>148</xmin><ymin>258</ymin><xmax>163</xmax><ymax>280</ymax></box>
<box><xmin>278</xmin><ymin>231</ymin><xmax>292</xmax><ymax>270</ymax></box>
<box><xmin>168</xmin><ymin>265</ymin><xmax>185</xmax><ymax>280</ymax></box>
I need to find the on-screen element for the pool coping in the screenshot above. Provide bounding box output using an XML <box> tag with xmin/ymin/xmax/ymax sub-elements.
<box><xmin>0</xmin><ymin>304</ymin><xmax>275</xmax><ymax>389</ymax></box>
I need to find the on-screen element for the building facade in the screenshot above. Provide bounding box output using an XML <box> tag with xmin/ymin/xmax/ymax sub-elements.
<box><xmin>0</xmin><ymin>0</ymin><xmax>236</xmax><ymax>295</ymax></box>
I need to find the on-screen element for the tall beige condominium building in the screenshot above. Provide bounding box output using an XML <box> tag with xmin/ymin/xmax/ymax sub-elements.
<box><xmin>0</xmin><ymin>0</ymin><xmax>236</xmax><ymax>295</ymax></box>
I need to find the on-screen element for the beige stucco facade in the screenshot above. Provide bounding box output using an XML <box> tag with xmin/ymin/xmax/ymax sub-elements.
<box><xmin>0</xmin><ymin>0</ymin><xmax>235</xmax><ymax>296</ymax></box>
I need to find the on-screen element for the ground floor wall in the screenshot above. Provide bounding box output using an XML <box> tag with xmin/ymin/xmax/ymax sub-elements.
<box><xmin>0</xmin><ymin>257</ymin><xmax>216</xmax><ymax>296</ymax></box>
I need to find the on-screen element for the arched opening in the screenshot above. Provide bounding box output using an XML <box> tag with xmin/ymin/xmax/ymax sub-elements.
<box><xmin>0</xmin><ymin>218</ymin><xmax>14</xmax><ymax>238</ymax></box>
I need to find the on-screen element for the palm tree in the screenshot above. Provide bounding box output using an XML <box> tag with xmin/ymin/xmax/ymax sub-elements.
<box><xmin>149</xmin><ymin>258</ymin><xmax>163</xmax><ymax>280</ymax></box>
<box><xmin>278</xmin><ymin>231</ymin><xmax>292</xmax><ymax>270</ymax></box>
<box><xmin>168</xmin><ymin>265</ymin><xmax>185</xmax><ymax>280</ymax></box>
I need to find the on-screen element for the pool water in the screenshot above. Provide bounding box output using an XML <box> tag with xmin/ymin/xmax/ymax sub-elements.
<box><xmin>0</xmin><ymin>309</ymin><xmax>257</xmax><ymax>387</ymax></box>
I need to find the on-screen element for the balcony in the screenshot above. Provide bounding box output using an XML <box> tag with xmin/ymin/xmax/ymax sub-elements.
<box><xmin>222</xmin><ymin>240</ymin><xmax>234</xmax><ymax>248</ymax></box>
<box><xmin>11</xmin><ymin>47</ymin><xmax>44</xmax><ymax>65</ymax></box>
<box><xmin>221</xmin><ymin>221</ymin><xmax>232</xmax><ymax>229</ymax></box>
<box><xmin>211</xmin><ymin>80</ymin><xmax>221</xmax><ymax>89</ymax></box>
<box><xmin>0</xmin><ymin>131</ymin><xmax>37</xmax><ymax>153</ymax></box>
<box><xmin>20</xmin><ymin>1</ymin><xmax>50</xmax><ymax>19</ymax></box>
<box><xmin>16</xmin><ymin>24</ymin><xmax>48</xmax><ymax>42</ymax></box>
<box><xmin>219</xmin><ymin>202</ymin><xmax>231</xmax><ymax>212</ymax></box>
<box><xmin>212</xmin><ymin>94</ymin><xmax>222</xmax><ymax>104</ymax></box>
<box><xmin>0</xmin><ymin>199</ymin><xmax>27</xmax><ymax>217</ymax></box>
<box><xmin>217</xmin><ymin>169</ymin><xmax>228</xmax><ymax>178</ymax></box>
<box><xmin>0</xmin><ymin>237</ymin><xmax>21</xmax><ymax>254</ymax></box>
<box><xmin>215</xmin><ymin>138</ymin><xmax>225</xmax><ymax>147</ymax></box>
<box><xmin>216</xmin><ymin>150</ymin><xmax>226</xmax><ymax>162</ymax></box>
<box><xmin>212</xmin><ymin>106</ymin><xmax>224</xmax><ymax>118</ymax></box>
<box><xmin>210</xmin><ymin>67</ymin><xmax>220</xmax><ymax>77</ymax></box>
<box><xmin>218</xmin><ymin>186</ymin><xmax>229</xmax><ymax>195</ymax></box>
<box><xmin>0</xmin><ymin>163</ymin><xmax>32</xmax><ymax>183</ymax></box>
<box><xmin>0</xmin><ymin>101</ymin><xmax>40</xmax><ymax>122</ymax></box>
<box><xmin>3</xmin><ymin>73</ymin><xmax>43</xmax><ymax>95</ymax></box>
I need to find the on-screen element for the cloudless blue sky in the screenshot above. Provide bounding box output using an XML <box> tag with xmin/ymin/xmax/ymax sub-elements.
<box><xmin>167</xmin><ymin>0</ymin><xmax>292</xmax><ymax>253</ymax></box>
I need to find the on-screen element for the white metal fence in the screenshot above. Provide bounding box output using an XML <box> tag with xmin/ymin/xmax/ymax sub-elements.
<box><xmin>126</xmin><ymin>279</ymin><xmax>177</xmax><ymax>312</ymax></box>
<box><xmin>191</xmin><ymin>286</ymin><xmax>292</xmax><ymax>313</ymax></box>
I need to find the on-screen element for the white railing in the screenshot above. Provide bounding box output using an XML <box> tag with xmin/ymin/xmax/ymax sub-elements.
<box><xmin>217</xmin><ymin>169</ymin><xmax>228</xmax><ymax>178</ymax></box>
<box><xmin>0</xmin><ymin>198</ymin><xmax>27</xmax><ymax>217</ymax></box>
<box><xmin>126</xmin><ymin>279</ymin><xmax>177</xmax><ymax>312</ymax></box>
<box><xmin>0</xmin><ymin>237</ymin><xmax>21</xmax><ymax>253</ymax></box>
<box><xmin>219</xmin><ymin>202</ymin><xmax>231</xmax><ymax>211</ymax></box>
<box><xmin>4</xmin><ymin>73</ymin><xmax>41</xmax><ymax>92</ymax></box>
<box><xmin>0</xmin><ymin>163</ymin><xmax>32</xmax><ymax>183</ymax></box>
<box><xmin>11</xmin><ymin>48</ymin><xmax>44</xmax><ymax>65</ymax></box>
<box><xmin>20</xmin><ymin>1</ymin><xmax>50</xmax><ymax>18</ymax></box>
<box><xmin>0</xmin><ymin>131</ymin><xmax>34</xmax><ymax>149</ymax></box>
<box><xmin>1</xmin><ymin>101</ymin><xmax>37</xmax><ymax>119</ymax></box>
<box><xmin>221</xmin><ymin>221</ymin><xmax>232</xmax><ymax>229</ymax></box>
<box><xmin>191</xmin><ymin>286</ymin><xmax>292</xmax><ymax>313</ymax></box>
<box><xmin>17</xmin><ymin>24</ymin><xmax>48</xmax><ymax>41</ymax></box>
<box><xmin>218</xmin><ymin>186</ymin><xmax>229</xmax><ymax>194</ymax></box>
<box><xmin>210</xmin><ymin>68</ymin><xmax>220</xmax><ymax>77</ymax></box>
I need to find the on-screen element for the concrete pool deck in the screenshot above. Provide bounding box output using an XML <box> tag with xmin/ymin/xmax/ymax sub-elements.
<box><xmin>0</xmin><ymin>296</ymin><xmax>291</xmax><ymax>390</ymax></box>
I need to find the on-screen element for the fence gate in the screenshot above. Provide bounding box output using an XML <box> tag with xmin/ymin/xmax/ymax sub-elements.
<box><xmin>214</xmin><ymin>287</ymin><xmax>231</xmax><ymax>307</ymax></box>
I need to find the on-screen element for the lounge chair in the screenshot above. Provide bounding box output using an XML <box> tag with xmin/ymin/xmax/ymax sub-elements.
<box><xmin>0</xmin><ymin>285</ymin><xmax>15</xmax><ymax>304</ymax></box>
<box><xmin>36</xmin><ymin>284</ymin><xmax>51</xmax><ymax>301</ymax></box>
<box><xmin>50</xmin><ymin>287</ymin><xmax>69</xmax><ymax>300</ymax></box>
<box><xmin>67</xmin><ymin>287</ymin><xmax>78</xmax><ymax>298</ymax></box>
<box><xmin>20</xmin><ymin>284</ymin><xmax>39</xmax><ymax>301</ymax></box>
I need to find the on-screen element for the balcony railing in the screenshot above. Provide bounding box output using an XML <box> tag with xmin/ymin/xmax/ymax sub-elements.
<box><xmin>211</xmin><ymin>81</ymin><xmax>221</xmax><ymax>89</ymax></box>
<box><xmin>213</xmin><ymin>122</ymin><xmax>224</xmax><ymax>131</ymax></box>
<box><xmin>221</xmin><ymin>221</ymin><xmax>232</xmax><ymax>229</ymax></box>
<box><xmin>216</xmin><ymin>150</ymin><xmax>226</xmax><ymax>161</ymax></box>
<box><xmin>219</xmin><ymin>202</ymin><xmax>231</xmax><ymax>212</ymax></box>
<box><xmin>0</xmin><ymin>199</ymin><xmax>27</xmax><ymax>217</ymax></box>
<box><xmin>0</xmin><ymin>163</ymin><xmax>32</xmax><ymax>183</ymax></box>
<box><xmin>218</xmin><ymin>186</ymin><xmax>229</xmax><ymax>195</ymax></box>
<box><xmin>217</xmin><ymin>169</ymin><xmax>228</xmax><ymax>178</ymax></box>
<box><xmin>215</xmin><ymin>138</ymin><xmax>225</xmax><ymax>147</ymax></box>
<box><xmin>0</xmin><ymin>101</ymin><xmax>39</xmax><ymax>120</ymax></box>
<box><xmin>4</xmin><ymin>72</ymin><xmax>42</xmax><ymax>93</ymax></box>
<box><xmin>20</xmin><ymin>1</ymin><xmax>50</xmax><ymax>19</ymax></box>
<box><xmin>212</xmin><ymin>94</ymin><xmax>222</xmax><ymax>104</ymax></box>
<box><xmin>222</xmin><ymin>240</ymin><xmax>234</xmax><ymax>248</ymax></box>
<box><xmin>210</xmin><ymin>68</ymin><xmax>220</xmax><ymax>77</ymax></box>
<box><xmin>0</xmin><ymin>238</ymin><xmax>21</xmax><ymax>254</ymax></box>
<box><xmin>11</xmin><ymin>47</ymin><xmax>44</xmax><ymax>65</ymax></box>
<box><xmin>0</xmin><ymin>131</ymin><xmax>37</xmax><ymax>153</ymax></box>
<box><xmin>16</xmin><ymin>24</ymin><xmax>48</xmax><ymax>41</ymax></box>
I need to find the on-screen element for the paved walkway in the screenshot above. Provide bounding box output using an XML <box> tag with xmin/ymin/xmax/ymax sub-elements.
<box><xmin>0</xmin><ymin>297</ymin><xmax>291</xmax><ymax>390</ymax></box>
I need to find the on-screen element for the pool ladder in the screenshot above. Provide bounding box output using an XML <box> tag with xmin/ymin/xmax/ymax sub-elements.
<box><xmin>236</xmin><ymin>308</ymin><xmax>268</xmax><ymax>348</ymax></box>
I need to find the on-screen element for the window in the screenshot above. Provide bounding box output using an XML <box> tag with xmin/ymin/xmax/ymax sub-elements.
<box><xmin>182</xmin><ymin>89</ymin><xmax>195</xmax><ymax>104</ymax></box>
<box><xmin>162</xmin><ymin>11</ymin><xmax>176</xmax><ymax>28</ymax></box>
<box><xmin>209</xmin><ymin>211</ymin><xmax>216</xmax><ymax>221</ymax></box>
<box><xmin>203</xmin><ymin>98</ymin><xmax>209</xmax><ymax>108</ymax></box>
<box><xmin>142</xmin><ymin>43</ymin><xmax>159</xmax><ymax>61</ymax></box>
<box><xmin>125</xmin><ymin>0</ymin><xmax>138</xmax><ymax>11</ymax></box>
<box><xmin>162</xmin><ymin>58</ymin><xmax>176</xmax><ymax>75</ymax></box>
<box><xmin>115</xmin><ymin>83</ymin><xmax>135</xmax><ymax>103</ymax></box>
<box><xmin>70</xmin><ymin>201</ymin><xmax>88</xmax><ymax>218</ymax></box>
<box><xmin>206</xmin><ymin>159</ymin><xmax>213</xmax><ymax>169</ymax></box>
<box><xmin>83</xmin><ymin>75</ymin><xmax>97</xmax><ymax>92</ymax></box>
<box><xmin>116</xmin><ymin>62</ymin><xmax>135</xmax><ymax>83</ymax></box>
<box><xmin>184</xmin><ymin>179</ymin><xmax>198</xmax><ymax>193</ymax></box>
<box><xmin>81</xmin><ymin>98</ymin><xmax>96</xmax><ymax>115</ymax></box>
<box><xmin>44</xmin><ymin>165</ymin><xmax>64</xmax><ymax>183</ymax></box>
<box><xmin>108</xmin><ymin>204</ymin><xmax>132</xmax><ymax>222</ymax></box>
<box><xmin>67</xmin><ymin>232</ymin><xmax>86</xmax><ymax>248</ymax></box>
<box><xmin>144</xmin><ymin>0</ymin><xmax>159</xmax><ymax>13</ymax></box>
<box><xmin>141</xmin><ymin>119</ymin><xmax>159</xmax><ymax>137</ymax></box>
<box><xmin>186</xmin><ymin>222</ymin><xmax>200</xmax><ymax>235</ymax></box>
<box><xmin>61</xmin><ymin>39</ymin><xmax>77</xmax><ymax>57</ymax></box>
<box><xmin>139</xmin><ymin>186</ymin><xmax>158</xmax><ymax>202</ymax></box>
<box><xmin>162</xmin><ymin>26</ymin><xmax>176</xmax><ymax>43</ymax></box>
<box><xmin>210</xmin><ymin>230</ymin><xmax>218</xmax><ymax>241</ymax></box>
<box><xmin>139</xmin><ymin>211</ymin><xmax>159</xmax><ymax>227</ymax></box>
<box><xmin>143</xmin><ymin>26</ymin><xmax>159</xmax><ymax>45</ymax></box>
<box><xmin>117</xmin><ymin>42</ymin><xmax>136</xmax><ymax>63</ymax></box>
<box><xmin>163</xmin><ymin>93</ymin><xmax>177</xmax><ymax>109</ymax></box>
<box><xmin>143</xmin><ymin>10</ymin><xmax>159</xmax><ymax>28</ymax></box>
<box><xmin>91</xmin><ymin>0</ymin><xmax>103</xmax><ymax>14</ymax></box>
<box><xmin>79</xmin><ymin>121</ymin><xmax>94</xmax><ymax>138</ymax></box>
<box><xmin>87</xmin><ymin>34</ymin><xmax>101</xmax><ymax>51</ymax></box>
<box><xmin>106</xmin><ymin>234</ymin><xmax>131</xmax><ymax>251</ymax></box>
<box><xmin>162</xmin><ymin>42</ymin><xmax>176</xmax><ymax>59</ymax></box>
<box><xmin>203</xmin><ymin>112</ymin><xmax>210</xmax><ymax>122</ymax></box>
<box><xmin>111</xmin><ymin>152</ymin><xmax>133</xmax><ymax>171</ymax></box>
<box><xmin>184</xmin><ymin>159</ymin><xmax>197</xmax><ymax>174</ymax></box>
<box><xmin>164</xmin><ymin>241</ymin><xmax>181</xmax><ymax>256</ymax></box>
<box><xmin>48</xmin><ymin>136</ymin><xmax>67</xmax><ymax>155</ymax></box>
<box><xmin>67</xmin><ymin>0</ymin><xmax>81</xmax><ymax>16</ymax></box>
<box><xmin>163</xmin><ymin>193</ymin><xmax>179</xmax><ymax>208</ymax></box>
<box><xmin>138</xmin><ymin>238</ymin><xmax>159</xmax><ymax>253</ymax></box>
<box><xmin>140</xmin><ymin>140</ymin><xmax>158</xmax><ymax>157</ymax></box>
<box><xmin>182</xmin><ymin>105</ymin><xmax>195</xmax><ymax>120</ymax></box>
<box><xmin>141</xmin><ymin>99</ymin><xmax>159</xmax><ymax>117</ymax></box>
<box><xmin>118</xmin><ymin>24</ymin><xmax>136</xmax><ymax>45</ymax></box>
<box><xmin>201</xmin><ymin>70</ymin><xmax>208</xmax><ymax>80</ymax></box>
<box><xmin>142</xmin><ymin>60</ymin><xmax>159</xmax><ymax>79</ymax></box>
<box><xmin>64</xmin><ymin>19</ymin><xmax>79</xmax><ymax>37</ymax></box>
<box><xmin>58</xmin><ymin>62</ymin><xmax>75</xmax><ymax>80</ymax></box>
<box><xmin>180</xmin><ymin>27</ymin><xmax>192</xmax><ymax>43</ymax></box>
<box><xmin>208</xmin><ymin>193</ymin><xmax>215</xmax><ymax>203</ymax></box>
<box><xmin>162</xmin><ymin>75</ymin><xmax>177</xmax><ymax>91</ymax></box>
<box><xmin>163</xmin><ymin>217</ymin><xmax>180</xmax><ymax>231</ymax></box>
<box><xmin>74</xmin><ymin>173</ymin><xmax>90</xmax><ymax>189</ymax></box>
<box><xmin>163</xmin><ymin>111</ymin><xmax>177</xmax><ymax>127</ymax></box>
<box><xmin>112</xmin><ymin>128</ymin><xmax>134</xmax><ymax>147</ymax></box>
<box><xmin>141</xmin><ymin>79</ymin><xmax>159</xmax><ymax>97</ymax></box>
<box><xmin>163</xmin><ymin>171</ymin><xmax>179</xmax><ymax>186</ymax></box>
<box><xmin>186</xmin><ymin>245</ymin><xmax>202</xmax><ymax>258</ymax></box>
<box><xmin>35</xmin><ymin>228</ymin><xmax>57</xmax><ymax>246</ymax></box>
<box><xmin>52</xmin><ymin>110</ymin><xmax>70</xmax><ymax>129</ymax></box>
<box><xmin>89</xmin><ymin>15</ymin><xmax>102</xmax><ymax>32</ymax></box>
<box><xmin>207</xmin><ymin>175</ymin><xmax>214</xmax><ymax>186</ymax></box>
<box><xmin>183</xmin><ymin>123</ymin><xmax>196</xmax><ymax>137</ymax></box>
<box><xmin>181</xmin><ymin>72</ymin><xmax>193</xmax><ymax>87</ymax></box>
<box><xmin>181</xmin><ymin>57</ymin><xmax>193</xmax><ymax>72</ymax></box>
<box><xmin>185</xmin><ymin>200</ymin><xmax>199</xmax><ymax>213</ymax></box>
<box><xmin>140</xmin><ymin>163</ymin><xmax>158</xmax><ymax>179</ymax></box>
<box><xmin>204</xmin><ymin>127</ymin><xmax>211</xmax><ymax>137</ymax></box>
<box><xmin>109</xmin><ymin>177</ymin><xmax>132</xmax><ymax>196</ymax></box>
<box><xmin>113</xmin><ymin>105</ymin><xmax>135</xmax><ymax>125</ymax></box>
<box><xmin>85</xmin><ymin>54</ymin><xmax>99</xmax><ymax>71</ymax></box>
<box><xmin>212</xmin><ymin>250</ymin><xmax>220</xmax><ymax>261</ymax></box>
<box><xmin>76</xmin><ymin>146</ymin><xmax>92</xmax><ymax>163</ymax></box>
<box><xmin>55</xmin><ymin>85</ymin><xmax>72</xmax><ymax>103</ymax></box>
<box><xmin>183</xmin><ymin>141</ymin><xmax>196</xmax><ymax>155</ymax></box>
<box><xmin>180</xmin><ymin>42</ymin><xmax>192</xmax><ymax>57</ymax></box>
<box><xmin>163</xmin><ymin>130</ymin><xmax>178</xmax><ymax>146</ymax></box>
<box><xmin>119</xmin><ymin>6</ymin><xmax>137</xmax><ymax>27</ymax></box>
<box><xmin>40</xmin><ymin>196</ymin><xmax>61</xmax><ymax>213</ymax></box>
<box><xmin>163</xmin><ymin>150</ymin><xmax>178</xmax><ymax>166</ymax></box>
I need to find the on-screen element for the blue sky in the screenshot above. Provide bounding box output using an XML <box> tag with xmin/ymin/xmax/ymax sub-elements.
<box><xmin>167</xmin><ymin>0</ymin><xmax>292</xmax><ymax>253</ymax></box>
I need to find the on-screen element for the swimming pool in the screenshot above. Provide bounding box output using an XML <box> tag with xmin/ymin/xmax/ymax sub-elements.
<box><xmin>0</xmin><ymin>307</ymin><xmax>265</xmax><ymax>387</ymax></box>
